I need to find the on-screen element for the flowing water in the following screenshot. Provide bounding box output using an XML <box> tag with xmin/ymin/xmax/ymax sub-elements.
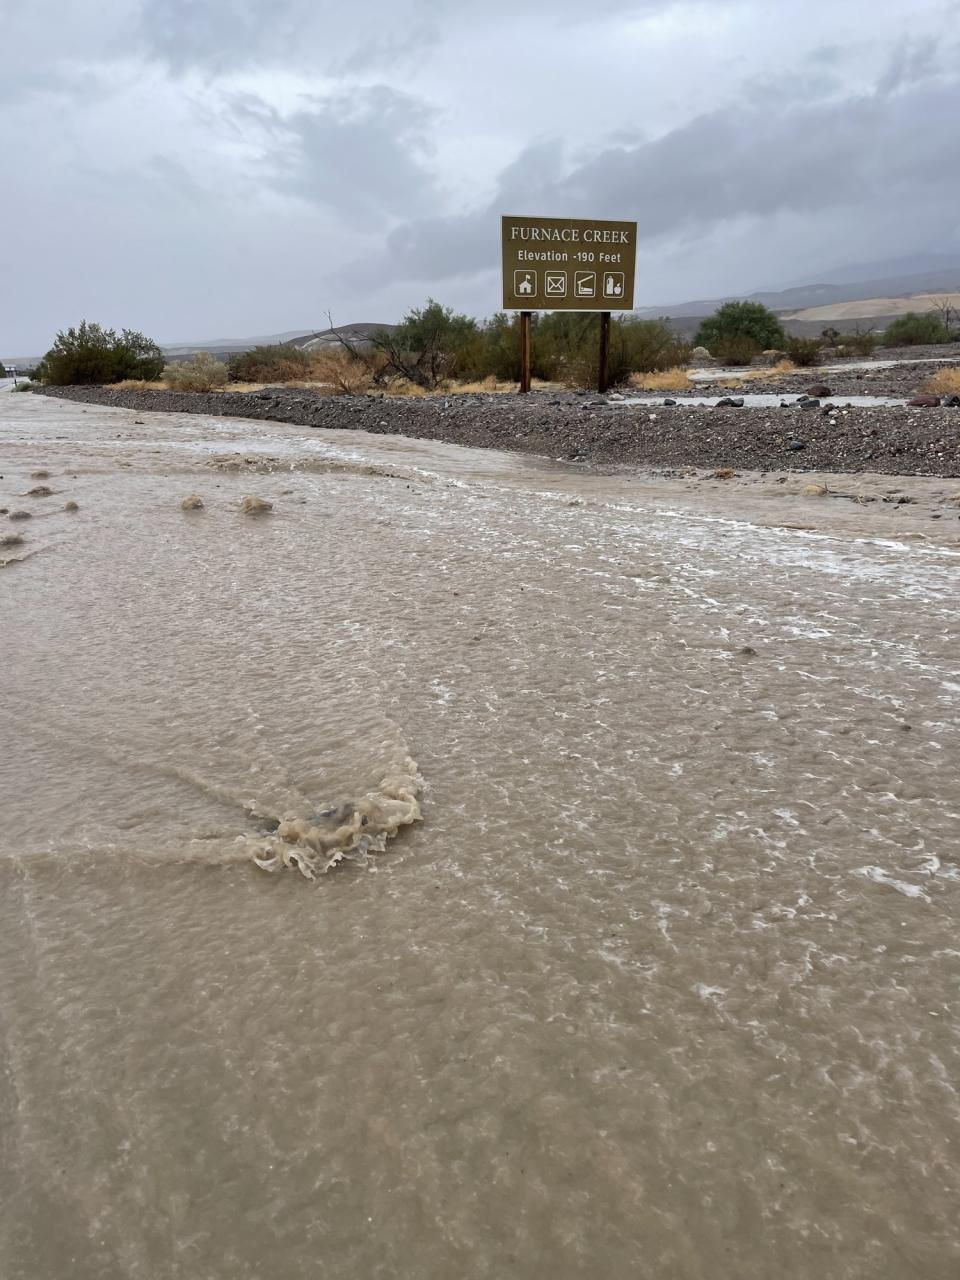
<box><xmin>2</xmin><ymin>393</ymin><xmax>959</xmax><ymax>1279</ymax></box>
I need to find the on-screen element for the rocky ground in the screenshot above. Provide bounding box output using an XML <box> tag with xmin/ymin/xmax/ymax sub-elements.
<box><xmin>33</xmin><ymin>383</ymin><xmax>960</xmax><ymax>477</ymax></box>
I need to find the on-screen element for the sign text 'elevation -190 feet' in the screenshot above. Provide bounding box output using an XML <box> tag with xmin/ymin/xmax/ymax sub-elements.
<box><xmin>501</xmin><ymin>215</ymin><xmax>637</xmax><ymax>312</ymax></box>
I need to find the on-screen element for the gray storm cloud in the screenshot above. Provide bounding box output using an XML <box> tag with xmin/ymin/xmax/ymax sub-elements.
<box><xmin>3</xmin><ymin>0</ymin><xmax>960</xmax><ymax>353</ymax></box>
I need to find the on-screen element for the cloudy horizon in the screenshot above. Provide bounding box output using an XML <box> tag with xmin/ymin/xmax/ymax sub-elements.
<box><xmin>3</xmin><ymin>0</ymin><xmax>960</xmax><ymax>354</ymax></box>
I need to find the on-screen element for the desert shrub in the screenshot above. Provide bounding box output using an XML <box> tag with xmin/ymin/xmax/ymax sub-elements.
<box><xmin>820</xmin><ymin>327</ymin><xmax>841</xmax><ymax>343</ymax></box>
<box><xmin>228</xmin><ymin>344</ymin><xmax>312</xmax><ymax>383</ymax></box>
<box><xmin>842</xmin><ymin>332</ymin><xmax>878</xmax><ymax>356</ymax></box>
<box><xmin>163</xmin><ymin>351</ymin><xmax>228</xmax><ymax>391</ymax></box>
<box><xmin>923</xmin><ymin>367</ymin><xmax>960</xmax><ymax>396</ymax></box>
<box><xmin>695</xmin><ymin>301</ymin><xmax>786</xmax><ymax>353</ymax></box>
<box><xmin>368</xmin><ymin>300</ymin><xmax>482</xmax><ymax>388</ymax></box>
<box><xmin>883</xmin><ymin>312</ymin><xmax>952</xmax><ymax>346</ymax></box>
<box><xmin>785</xmin><ymin>337</ymin><xmax>823</xmax><ymax>367</ymax></box>
<box><xmin>308</xmin><ymin>348</ymin><xmax>377</xmax><ymax>394</ymax></box>
<box><xmin>13</xmin><ymin>380</ymin><xmax>33</xmax><ymax>391</ymax></box>
<box><xmin>40</xmin><ymin>321</ymin><xmax>164</xmax><ymax>385</ymax></box>
<box><xmin>559</xmin><ymin>317</ymin><xmax>690</xmax><ymax>387</ymax></box>
<box><xmin>712</xmin><ymin>334</ymin><xmax>762</xmax><ymax>366</ymax></box>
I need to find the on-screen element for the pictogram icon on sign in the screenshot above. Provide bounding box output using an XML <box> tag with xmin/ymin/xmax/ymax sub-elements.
<box><xmin>574</xmin><ymin>271</ymin><xmax>596</xmax><ymax>298</ymax></box>
<box><xmin>603</xmin><ymin>271</ymin><xmax>624</xmax><ymax>299</ymax></box>
<box><xmin>544</xmin><ymin>271</ymin><xmax>567</xmax><ymax>297</ymax></box>
<box><xmin>514</xmin><ymin>270</ymin><xmax>537</xmax><ymax>297</ymax></box>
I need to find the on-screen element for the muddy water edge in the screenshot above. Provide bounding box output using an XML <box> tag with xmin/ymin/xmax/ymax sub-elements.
<box><xmin>1</xmin><ymin>392</ymin><xmax>959</xmax><ymax>1280</ymax></box>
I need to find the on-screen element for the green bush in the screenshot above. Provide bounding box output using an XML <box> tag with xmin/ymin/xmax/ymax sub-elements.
<box><xmin>563</xmin><ymin>317</ymin><xmax>690</xmax><ymax>387</ymax></box>
<box><xmin>712</xmin><ymin>334</ymin><xmax>762</xmax><ymax>366</ymax></box>
<box><xmin>882</xmin><ymin>312</ymin><xmax>953</xmax><ymax>346</ymax></box>
<box><xmin>228</xmin><ymin>344</ymin><xmax>312</xmax><ymax>383</ymax></box>
<box><xmin>695</xmin><ymin>301</ymin><xmax>786</xmax><ymax>354</ymax></box>
<box><xmin>785</xmin><ymin>337</ymin><xmax>823</xmax><ymax>367</ymax></box>
<box><xmin>39</xmin><ymin>321</ymin><xmax>164</xmax><ymax>385</ymax></box>
<box><xmin>369</xmin><ymin>300</ymin><xmax>482</xmax><ymax>388</ymax></box>
<box><xmin>164</xmin><ymin>351</ymin><xmax>229</xmax><ymax>391</ymax></box>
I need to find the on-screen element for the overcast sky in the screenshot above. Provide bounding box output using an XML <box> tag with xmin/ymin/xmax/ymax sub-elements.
<box><xmin>3</xmin><ymin>0</ymin><xmax>959</xmax><ymax>353</ymax></box>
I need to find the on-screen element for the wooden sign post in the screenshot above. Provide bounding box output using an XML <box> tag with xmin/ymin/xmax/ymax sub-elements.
<box><xmin>597</xmin><ymin>312</ymin><xmax>611</xmax><ymax>394</ymax></box>
<box><xmin>519</xmin><ymin>311</ymin><xmax>532</xmax><ymax>394</ymax></box>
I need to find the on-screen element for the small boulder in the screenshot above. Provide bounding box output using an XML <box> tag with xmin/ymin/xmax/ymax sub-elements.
<box><xmin>786</xmin><ymin>441</ymin><xmax>806</xmax><ymax>451</ymax></box>
<box><xmin>180</xmin><ymin>495</ymin><xmax>204</xmax><ymax>511</ymax></box>
<box><xmin>9</xmin><ymin>510</ymin><xmax>31</xmax><ymax>520</ymax></box>
<box><xmin>240</xmin><ymin>495</ymin><xmax>273</xmax><ymax>515</ymax></box>
<box><xmin>806</xmin><ymin>384</ymin><xmax>832</xmax><ymax>398</ymax></box>
<box><xmin>942</xmin><ymin>394</ymin><xmax>960</xmax><ymax>407</ymax></box>
<box><xmin>908</xmin><ymin>395</ymin><xmax>940</xmax><ymax>408</ymax></box>
<box><xmin>27</xmin><ymin>485</ymin><xmax>53</xmax><ymax>497</ymax></box>
<box><xmin>752</xmin><ymin>349</ymin><xmax>788</xmax><ymax>367</ymax></box>
<box><xmin>1</xmin><ymin>533</ymin><xmax>24</xmax><ymax>548</ymax></box>
<box><xmin>30</xmin><ymin>470</ymin><xmax>49</xmax><ymax>479</ymax></box>
<box><xmin>64</xmin><ymin>500</ymin><xmax>79</xmax><ymax>512</ymax></box>
<box><xmin>800</xmin><ymin>399</ymin><xmax>820</xmax><ymax>410</ymax></box>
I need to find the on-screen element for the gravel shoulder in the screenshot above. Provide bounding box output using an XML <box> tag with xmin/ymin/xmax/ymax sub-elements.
<box><xmin>34</xmin><ymin>383</ymin><xmax>960</xmax><ymax>477</ymax></box>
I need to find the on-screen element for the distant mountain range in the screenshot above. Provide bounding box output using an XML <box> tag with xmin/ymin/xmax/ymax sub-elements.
<box><xmin>160</xmin><ymin>323</ymin><xmax>394</xmax><ymax>358</ymax></box>
<box><xmin>636</xmin><ymin>254</ymin><xmax>960</xmax><ymax>327</ymax></box>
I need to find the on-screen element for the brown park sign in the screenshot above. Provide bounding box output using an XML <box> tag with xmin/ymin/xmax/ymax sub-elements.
<box><xmin>501</xmin><ymin>215</ymin><xmax>637</xmax><ymax>312</ymax></box>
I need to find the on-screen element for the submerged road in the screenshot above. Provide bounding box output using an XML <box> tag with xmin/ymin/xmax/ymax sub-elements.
<box><xmin>1</xmin><ymin>392</ymin><xmax>959</xmax><ymax>1280</ymax></box>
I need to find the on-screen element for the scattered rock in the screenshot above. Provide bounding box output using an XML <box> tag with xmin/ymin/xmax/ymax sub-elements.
<box><xmin>27</xmin><ymin>485</ymin><xmax>53</xmax><ymax>497</ymax></box>
<box><xmin>607</xmin><ymin>392</ymin><xmax>626</xmax><ymax>402</ymax></box>
<box><xmin>738</xmin><ymin>646</ymin><xmax>758</xmax><ymax>656</ymax></box>
<box><xmin>240</xmin><ymin>495</ymin><xmax>273</xmax><ymax>515</ymax></box>
<box><xmin>802</xmin><ymin>483</ymin><xmax>829</xmax><ymax>496</ymax></box>
<box><xmin>908</xmin><ymin>395</ymin><xmax>940</xmax><ymax>408</ymax></box>
<box><xmin>715</xmin><ymin>397</ymin><xmax>744</xmax><ymax>408</ymax></box>
<box><xmin>0</xmin><ymin>533</ymin><xmax>24</xmax><ymax>548</ymax></box>
<box><xmin>800</xmin><ymin>399</ymin><xmax>820</xmax><ymax>410</ymax></box>
<box><xmin>64</xmin><ymin>500</ymin><xmax>79</xmax><ymax>512</ymax></box>
<box><xmin>180</xmin><ymin>495</ymin><xmax>205</xmax><ymax>510</ymax></box>
<box><xmin>30</xmin><ymin>470</ymin><xmax>49</xmax><ymax>479</ymax></box>
<box><xmin>9</xmin><ymin>510</ymin><xmax>32</xmax><ymax>520</ymax></box>
<box><xmin>942</xmin><ymin>394</ymin><xmax>960</xmax><ymax>407</ymax></box>
<box><xmin>786</xmin><ymin>441</ymin><xmax>806</xmax><ymax>451</ymax></box>
<box><xmin>663</xmin><ymin>398</ymin><xmax>677</xmax><ymax>406</ymax></box>
<box><xmin>806</xmin><ymin>384</ymin><xmax>832</xmax><ymax>397</ymax></box>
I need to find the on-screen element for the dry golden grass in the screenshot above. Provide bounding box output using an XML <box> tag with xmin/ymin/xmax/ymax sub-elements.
<box><xmin>114</xmin><ymin>378</ymin><xmax>169</xmax><ymax>390</ymax></box>
<box><xmin>628</xmin><ymin>367</ymin><xmax>692</xmax><ymax>392</ymax></box>
<box><xmin>741</xmin><ymin>359</ymin><xmax>798</xmax><ymax>381</ymax></box>
<box><xmin>923</xmin><ymin>367</ymin><xmax>960</xmax><ymax>395</ymax></box>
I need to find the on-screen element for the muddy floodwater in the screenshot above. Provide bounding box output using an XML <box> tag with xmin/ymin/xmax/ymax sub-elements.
<box><xmin>2</xmin><ymin>393</ymin><xmax>959</xmax><ymax>1279</ymax></box>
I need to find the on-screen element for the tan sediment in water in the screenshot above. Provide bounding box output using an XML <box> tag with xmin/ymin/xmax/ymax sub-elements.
<box><xmin>1</xmin><ymin>393</ymin><xmax>959</xmax><ymax>1280</ymax></box>
<box><xmin>240</xmin><ymin>493</ymin><xmax>272</xmax><ymax>514</ymax></box>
